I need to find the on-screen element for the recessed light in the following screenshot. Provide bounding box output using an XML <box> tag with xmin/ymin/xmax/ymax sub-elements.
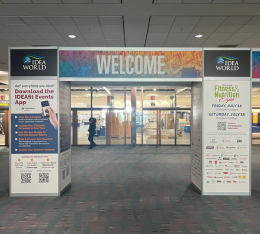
<box><xmin>85</xmin><ymin>89</ymin><xmax>88</xmax><ymax>91</ymax></box>
<box><xmin>77</xmin><ymin>96</ymin><xmax>78</xmax><ymax>97</ymax></box>
<box><xmin>68</xmin><ymin>35</ymin><xmax>76</xmax><ymax>39</ymax></box>
<box><xmin>195</xmin><ymin>34</ymin><xmax>203</xmax><ymax>38</ymax></box>
<box><xmin>154</xmin><ymin>89</ymin><xmax>156</xmax><ymax>91</ymax></box>
<box><xmin>5</xmin><ymin>89</ymin><xmax>7</xmax><ymax>90</ymax></box>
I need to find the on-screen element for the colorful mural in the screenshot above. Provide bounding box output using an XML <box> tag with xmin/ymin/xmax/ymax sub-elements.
<box><xmin>252</xmin><ymin>51</ymin><xmax>260</xmax><ymax>78</ymax></box>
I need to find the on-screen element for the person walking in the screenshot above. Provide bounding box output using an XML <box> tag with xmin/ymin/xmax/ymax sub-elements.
<box><xmin>88</xmin><ymin>117</ymin><xmax>96</xmax><ymax>149</ymax></box>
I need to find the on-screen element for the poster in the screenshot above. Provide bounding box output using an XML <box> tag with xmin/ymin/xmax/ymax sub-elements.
<box><xmin>10</xmin><ymin>80</ymin><xmax>59</xmax><ymax>194</ymax></box>
<box><xmin>59</xmin><ymin>50</ymin><xmax>202</xmax><ymax>78</ymax></box>
<box><xmin>203</xmin><ymin>81</ymin><xmax>250</xmax><ymax>193</ymax></box>
<box><xmin>59</xmin><ymin>81</ymin><xmax>71</xmax><ymax>191</ymax></box>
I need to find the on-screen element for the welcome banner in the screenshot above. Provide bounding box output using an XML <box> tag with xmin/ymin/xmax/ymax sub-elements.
<box><xmin>59</xmin><ymin>50</ymin><xmax>202</xmax><ymax>78</ymax></box>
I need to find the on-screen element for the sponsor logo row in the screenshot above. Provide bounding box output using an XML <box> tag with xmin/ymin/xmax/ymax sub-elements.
<box><xmin>206</xmin><ymin>146</ymin><xmax>247</xmax><ymax>150</ymax></box>
<box><xmin>206</xmin><ymin>179</ymin><xmax>246</xmax><ymax>184</ymax></box>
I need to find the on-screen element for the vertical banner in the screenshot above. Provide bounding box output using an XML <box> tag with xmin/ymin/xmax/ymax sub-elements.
<box><xmin>59</xmin><ymin>81</ymin><xmax>71</xmax><ymax>192</ymax></box>
<box><xmin>10</xmin><ymin>80</ymin><xmax>59</xmax><ymax>195</ymax></box>
<box><xmin>203</xmin><ymin>49</ymin><xmax>251</xmax><ymax>196</ymax></box>
<box><xmin>10</xmin><ymin>48</ymin><xmax>59</xmax><ymax>196</ymax></box>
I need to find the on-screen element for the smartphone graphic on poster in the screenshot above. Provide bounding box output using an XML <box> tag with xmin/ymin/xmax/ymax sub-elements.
<box><xmin>41</xmin><ymin>101</ymin><xmax>50</xmax><ymax>117</ymax></box>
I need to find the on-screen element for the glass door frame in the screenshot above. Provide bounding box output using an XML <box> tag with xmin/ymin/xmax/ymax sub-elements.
<box><xmin>142</xmin><ymin>107</ymin><xmax>191</xmax><ymax>146</ymax></box>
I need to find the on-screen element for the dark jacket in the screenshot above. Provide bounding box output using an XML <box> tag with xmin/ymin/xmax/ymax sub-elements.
<box><xmin>88</xmin><ymin>118</ymin><xmax>96</xmax><ymax>134</ymax></box>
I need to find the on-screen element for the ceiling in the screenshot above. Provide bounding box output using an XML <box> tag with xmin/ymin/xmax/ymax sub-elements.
<box><xmin>1</xmin><ymin>0</ymin><xmax>260</xmax><ymax>73</ymax></box>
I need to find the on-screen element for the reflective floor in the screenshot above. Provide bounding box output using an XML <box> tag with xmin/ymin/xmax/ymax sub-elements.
<box><xmin>0</xmin><ymin>146</ymin><xmax>260</xmax><ymax>233</ymax></box>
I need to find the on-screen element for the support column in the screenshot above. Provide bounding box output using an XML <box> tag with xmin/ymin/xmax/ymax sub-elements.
<box><xmin>131</xmin><ymin>87</ymin><xmax>136</xmax><ymax>146</ymax></box>
<box><xmin>9</xmin><ymin>47</ymin><xmax>71</xmax><ymax>197</ymax></box>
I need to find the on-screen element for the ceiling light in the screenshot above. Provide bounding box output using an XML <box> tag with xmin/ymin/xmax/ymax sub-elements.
<box><xmin>0</xmin><ymin>71</ymin><xmax>8</xmax><ymax>75</ymax></box>
<box><xmin>77</xmin><ymin>96</ymin><xmax>78</xmax><ymax>97</ymax></box>
<box><xmin>68</xmin><ymin>35</ymin><xmax>76</xmax><ymax>39</ymax></box>
<box><xmin>85</xmin><ymin>89</ymin><xmax>88</xmax><ymax>91</ymax></box>
<box><xmin>154</xmin><ymin>89</ymin><xmax>156</xmax><ymax>91</ymax></box>
<box><xmin>5</xmin><ymin>89</ymin><xmax>7</xmax><ymax>90</ymax></box>
<box><xmin>195</xmin><ymin>34</ymin><xmax>203</xmax><ymax>38</ymax></box>
<box><xmin>103</xmin><ymin>87</ymin><xmax>111</xmax><ymax>95</ymax></box>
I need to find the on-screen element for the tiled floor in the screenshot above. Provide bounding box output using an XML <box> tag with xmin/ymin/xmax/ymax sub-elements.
<box><xmin>0</xmin><ymin>146</ymin><xmax>260</xmax><ymax>233</ymax></box>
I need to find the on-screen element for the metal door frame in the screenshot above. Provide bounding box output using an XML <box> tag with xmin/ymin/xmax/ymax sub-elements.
<box><xmin>71</xmin><ymin>107</ymin><xmax>127</xmax><ymax>146</ymax></box>
<box><xmin>142</xmin><ymin>107</ymin><xmax>191</xmax><ymax>146</ymax></box>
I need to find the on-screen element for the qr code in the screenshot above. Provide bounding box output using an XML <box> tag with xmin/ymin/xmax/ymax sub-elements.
<box><xmin>66</xmin><ymin>166</ymin><xmax>69</xmax><ymax>176</ymax></box>
<box><xmin>21</xmin><ymin>173</ymin><xmax>31</xmax><ymax>183</ymax></box>
<box><xmin>62</xmin><ymin>169</ymin><xmax>65</xmax><ymax>180</ymax></box>
<box><xmin>39</xmin><ymin>173</ymin><xmax>49</xmax><ymax>183</ymax></box>
<box><xmin>217</xmin><ymin>122</ymin><xmax>226</xmax><ymax>131</ymax></box>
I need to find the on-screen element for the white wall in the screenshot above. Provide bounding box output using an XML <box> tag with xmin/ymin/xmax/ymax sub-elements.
<box><xmin>191</xmin><ymin>82</ymin><xmax>202</xmax><ymax>192</ymax></box>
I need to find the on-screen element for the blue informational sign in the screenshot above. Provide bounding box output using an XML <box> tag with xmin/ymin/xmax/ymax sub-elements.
<box><xmin>11</xmin><ymin>114</ymin><xmax>58</xmax><ymax>154</ymax></box>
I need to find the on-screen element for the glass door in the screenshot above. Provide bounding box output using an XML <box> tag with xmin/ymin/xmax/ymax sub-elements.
<box><xmin>176</xmin><ymin>110</ymin><xmax>191</xmax><ymax>145</ymax></box>
<box><xmin>77</xmin><ymin>110</ymin><xmax>92</xmax><ymax>145</ymax></box>
<box><xmin>143</xmin><ymin>109</ymin><xmax>190</xmax><ymax>145</ymax></box>
<box><xmin>143</xmin><ymin>109</ymin><xmax>175</xmax><ymax>145</ymax></box>
<box><xmin>160</xmin><ymin>110</ymin><xmax>175</xmax><ymax>145</ymax></box>
<box><xmin>143</xmin><ymin>110</ymin><xmax>158</xmax><ymax>145</ymax></box>
<box><xmin>0</xmin><ymin>110</ymin><xmax>7</xmax><ymax>146</ymax></box>
<box><xmin>110</xmin><ymin>109</ymin><xmax>125</xmax><ymax>145</ymax></box>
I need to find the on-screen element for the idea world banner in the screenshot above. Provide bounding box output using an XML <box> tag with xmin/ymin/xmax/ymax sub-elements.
<box><xmin>10</xmin><ymin>49</ymin><xmax>57</xmax><ymax>76</ymax></box>
<box><xmin>204</xmin><ymin>50</ymin><xmax>250</xmax><ymax>77</ymax></box>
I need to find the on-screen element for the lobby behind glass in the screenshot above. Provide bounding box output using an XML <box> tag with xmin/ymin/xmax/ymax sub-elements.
<box><xmin>71</xmin><ymin>88</ymin><xmax>91</xmax><ymax>145</ymax></box>
<box><xmin>176</xmin><ymin>88</ymin><xmax>191</xmax><ymax>145</ymax></box>
<box><xmin>72</xmin><ymin>87</ymin><xmax>127</xmax><ymax>145</ymax></box>
<box><xmin>71</xmin><ymin>86</ymin><xmax>191</xmax><ymax>146</ymax></box>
